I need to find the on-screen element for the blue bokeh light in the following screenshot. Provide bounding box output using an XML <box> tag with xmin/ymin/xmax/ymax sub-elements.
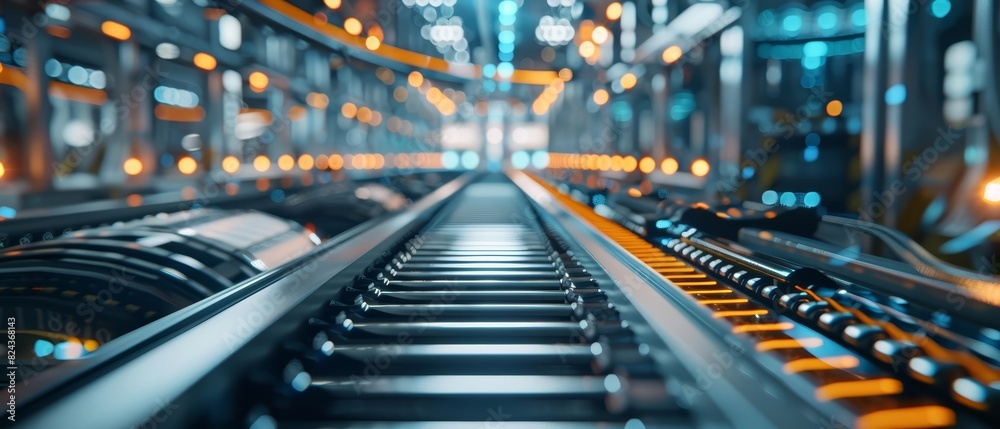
<box><xmin>931</xmin><ymin>0</ymin><xmax>952</xmax><ymax>18</ymax></box>
<box><xmin>803</xmin><ymin>146</ymin><xmax>819</xmax><ymax>162</ymax></box>
<box><xmin>498</xmin><ymin>30</ymin><xmax>515</xmax><ymax>45</ymax></box>
<box><xmin>531</xmin><ymin>151</ymin><xmax>550</xmax><ymax>169</ymax></box>
<box><xmin>803</xmin><ymin>41</ymin><xmax>828</xmax><ymax>57</ymax></box>
<box><xmin>802</xmin><ymin>56</ymin><xmax>822</xmax><ymax>70</ymax></box>
<box><xmin>851</xmin><ymin>8</ymin><xmax>866</xmax><ymax>26</ymax></box>
<box><xmin>780</xmin><ymin>192</ymin><xmax>797</xmax><ymax>207</ymax></box>
<box><xmin>511</xmin><ymin>151</ymin><xmax>530</xmax><ymax>169</ymax></box>
<box><xmin>885</xmin><ymin>84</ymin><xmax>907</xmax><ymax>105</ymax></box>
<box><xmin>461</xmin><ymin>151</ymin><xmax>480</xmax><ymax>169</ymax></box>
<box><xmin>35</xmin><ymin>340</ymin><xmax>54</xmax><ymax>358</ymax></box>
<box><xmin>817</xmin><ymin>11</ymin><xmax>837</xmax><ymax>30</ymax></box>
<box><xmin>497</xmin><ymin>62</ymin><xmax>514</xmax><ymax>78</ymax></box>
<box><xmin>762</xmin><ymin>190</ymin><xmax>779</xmax><ymax>205</ymax></box>
<box><xmin>498</xmin><ymin>0</ymin><xmax>517</xmax><ymax>16</ymax></box>
<box><xmin>442</xmin><ymin>151</ymin><xmax>460</xmax><ymax>169</ymax></box>
<box><xmin>803</xmin><ymin>192</ymin><xmax>822</xmax><ymax>207</ymax></box>
<box><xmin>782</xmin><ymin>14</ymin><xmax>803</xmax><ymax>33</ymax></box>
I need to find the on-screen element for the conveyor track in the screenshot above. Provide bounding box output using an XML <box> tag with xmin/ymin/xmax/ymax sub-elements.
<box><xmin>252</xmin><ymin>180</ymin><xmax>689</xmax><ymax>428</ymax></box>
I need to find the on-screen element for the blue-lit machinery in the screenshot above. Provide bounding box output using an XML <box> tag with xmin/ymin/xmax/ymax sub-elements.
<box><xmin>2</xmin><ymin>1</ymin><xmax>1000</xmax><ymax>428</ymax></box>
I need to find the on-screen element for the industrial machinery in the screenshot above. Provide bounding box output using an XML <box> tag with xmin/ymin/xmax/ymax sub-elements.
<box><xmin>2</xmin><ymin>0</ymin><xmax>999</xmax><ymax>428</ymax></box>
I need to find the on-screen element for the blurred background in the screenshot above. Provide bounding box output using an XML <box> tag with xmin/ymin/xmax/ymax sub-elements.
<box><xmin>0</xmin><ymin>0</ymin><xmax>998</xmax><ymax>269</ymax></box>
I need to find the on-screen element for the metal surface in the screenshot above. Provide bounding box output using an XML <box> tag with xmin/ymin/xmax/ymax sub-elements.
<box><xmin>509</xmin><ymin>170</ymin><xmax>835</xmax><ymax>428</ymax></box>
<box><xmin>881</xmin><ymin>0</ymin><xmax>909</xmax><ymax>229</ymax></box>
<box><xmin>16</xmin><ymin>174</ymin><xmax>473</xmax><ymax>429</ymax></box>
<box><xmin>860</xmin><ymin>0</ymin><xmax>889</xmax><ymax>236</ymax></box>
<box><xmin>738</xmin><ymin>227</ymin><xmax>1000</xmax><ymax>329</ymax></box>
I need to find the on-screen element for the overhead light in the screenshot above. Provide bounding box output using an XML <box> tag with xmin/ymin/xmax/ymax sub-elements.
<box><xmin>428</xmin><ymin>24</ymin><xmax>464</xmax><ymax>46</ymax></box>
<box><xmin>638</xmin><ymin>157</ymin><xmax>656</xmax><ymax>174</ymax></box>
<box><xmin>341</xmin><ymin>102</ymin><xmax>358</xmax><ymax>119</ymax></box>
<box><xmin>592</xmin><ymin>26</ymin><xmax>609</xmax><ymax>44</ymax></box>
<box><xmin>662</xmin><ymin>45</ymin><xmax>682</xmax><ymax>63</ymax></box>
<box><xmin>248</xmin><ymin>72</ymin><xmax>269</xmax><ymax>92</ymax></box>
<box><xmin>101</xmin><ymin>21</ymin><xmax>131</xmax><ymax>41</ymax></box>
<box><xmin>620</xmin><ymin>73</ymin><xmax>637</xmax><ymax>90</ymax></box>
<box><xmin>661</xmin><ymin>158</ymin><xmax>679</xmax><ymax>175</ymax></box>
<box><xmin>826</xmin><ymin>100</ymin><xmax>843</xmax><ymax>116</ymax></box>
<box><xmin>357</xmin><ymin>107</ymin><xmax>373</xmax><ymax>123</ymax></box>
<box><xmin>592</xmin><ymin>89</ymin><xmax>609</xmax><ymax>106</ymax></box>
<box><xmin>193</xmin><ymin>52</ymin><xmax>217</xmax><ymax>70</ymax></box>
<box><xmin>154</xmin><ymin>85</ymin><xmax>200</xmax><ymax>108</ymax></box>
<box><xmin>177</xmin><ymin>156</ymin><xmax>198</xmax><ymax>175</ymax></box>
<box><xmin>123</xmin><ymin>158</ymin><xmax>143</xmax><ymax>176</ymax></box>
<box><xmin>222</xmin><ymin>156</ymin><xmax>241</xmax><ymax>174</ymax></box>
<box><xmin>344</xmin><ymin>18</ymin><xmax>363</xmax><ymax>36</ymax></box>
<box><xmin>253</xmin><ymin>155</ymin><xmax>271</xmax><ymax>172</ymax></box>
<box><xmin>298</xmin><ymin>154</ymin><xmax>315</xmax><ymax>170</ymax></box>
<box><xmin>498</xmin><ymin>0</ymin><xmax>517</xmax><ymax>16</ymax></box>
<box><xmin>45</xmin><ymin>4</ymin><xmax>71</xmax><ymax>20</ymax></box>
<box><xmin>222</xmin><ymin>70</ymin><xmax>242</xmax><ymax>93</ymax></box>
<box><xmin>497</xmin><ymin>62</ymin><xmax>514</xmax><ymax>79</ymax></box>
<box><xmin>691</xmin><ymin>159</ymin><xmax>710</xmax><ymax>177</ymax></box>
<box><xmin>408</xmin><ymin>71</ymin><xmax>423</xmax><ymax>87</ymax></box>
<box><xmin>219</xmin><ymin>14</ymin><xmax>242</xmax><ymax>50</ymax></box>
<box><xmin>606</xmin><ymin>2</ymin><xmax>623</xmax><ymax>20</ymax></box>
<box><xmin>985</xmin><ymin>177</ymin><xmax>1000</xmax><ymax>203</ymax></box>
<box><xmin>156</xmin><ymin>43</ymin><xmax>180</xmax><ymax>59</ymax></box>
<box><xmin>278</xmin><ymin>154</ymin><xmax>295</xmax><ymax>171</ymax></box>
<box><xmin>535</xmin><ymin>16</ymin><xmax>575</xmax><ymax>46</ymax></box>
<box><xmin>306</xmin><ymin>92</ymin><xmax>330</xmax><ymax>109</ymax></box>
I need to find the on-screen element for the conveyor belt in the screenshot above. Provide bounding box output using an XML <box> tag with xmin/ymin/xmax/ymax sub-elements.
<box><xmin>519</xmin><ymin>172</ymin><xmax>996</xmax><ymax>428</ymax></box>
<box><xmin>252</xmin><ymin>180</ymin><xmax>688</xmax><ymax>427</ymax></box>
<box><xmin>24</xmin><ymin>173</ymin><xmax>995</xmax><ymax>429</ymax></box>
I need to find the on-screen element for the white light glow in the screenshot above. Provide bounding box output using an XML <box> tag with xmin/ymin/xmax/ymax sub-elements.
<box><xmin>222</xmin><ymin>70</ymin><xmax>242</xmax><ymax>94</ymax></box>
<box><xmin>156</xmin><ymin>43</ymin><xmax>180</xmax><ymax>60</ymax></box>
<box><xmin>486</xmin><ymin>126</ymin><xmax>503</xmax><ymax>144</ymax></box>
<box><xmin>219</xmin><ymin>15</ymin><xmax>243</xmax><ymax>50</ymax></box>
<box><xmin>985</xmin><ymin>178</ymin><xmax>1000</xmax><ymax>203</ymax></box>
<box><xmin>535</xmin><ymin>16</ymin><xmax>575</xmax><ymax>46</ymax></box>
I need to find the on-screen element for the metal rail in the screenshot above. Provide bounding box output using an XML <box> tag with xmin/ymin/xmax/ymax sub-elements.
<box><xmin>509</xmin><ymin>170</ymin><xmax>840</xmax><ymax>429</ymax></box>
<box><xmin>17</xmin><ymin>174</ymin><xmax>473</xmax><ymax>429</ymax></box>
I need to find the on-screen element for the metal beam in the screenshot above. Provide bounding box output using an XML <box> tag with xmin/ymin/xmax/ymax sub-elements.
<box><xmin>859</xmin><ymin>0</ymin><xmax>888</xmax><ymax>246</ymax></box>
<box><xmin>475</xmin><ymin>0</ymin><xmax>496</xmax><ymax>63</ymax></box>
